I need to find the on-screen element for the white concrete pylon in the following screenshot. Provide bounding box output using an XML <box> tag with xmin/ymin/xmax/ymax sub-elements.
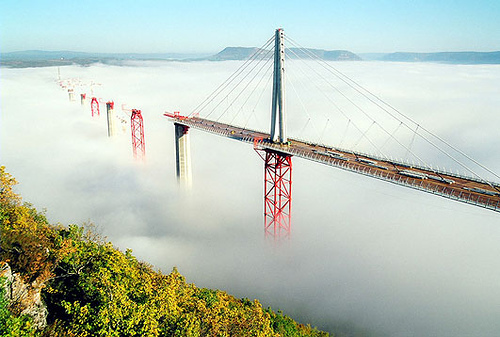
<box><xmin>174</xmin><ymin>123</ymin><xmax>192</xmax><ymax>188</ymax></box>
<box><xmin>68</xmin><ymin>88</ymin><xmax>75</xmax><ymax>101</ymax></box>
<box><xmin>270</xmin><ymin>28</ymin><xmax>286</xmax><ymax>144</ymax></box>
<box><xmin>106</xmin><ymin>102</ymin><xmax>115</xmax><ymax>137</ymax></box>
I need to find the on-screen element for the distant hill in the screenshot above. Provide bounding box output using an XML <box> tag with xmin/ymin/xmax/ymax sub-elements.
<box><xmin>208</xmin><ymin>49</ymin><xmax>500</xmax><ymax>64</ymax></box>
<box><xmin>0</xmin><ymin>50</ymin><xmax>210</xmax><ymax>68</ymax></box>
<box><xmin>381</xmin><ymin>51</ymin><xmax>500</xmax><ymax>64</ymax></box>
<box><xmin>4</xmin><ymin>49</ymin><xmax>499</xmax><ymax>68</ymax></box>
<box><xmin>209</xmin><ymin>46</ymin><xmax>361</xmax><ymax>61</ymax></box>
<box><xmin>358</xmin><ymin>53</ymin><xmax>387</xmax><ymax>61</ymax></box>
<box><xmin>1</xmin><ymin>47</ymin><xmax>362</xmax><ymax>68</ymax></box>
<box><xmin>287</xmin><ymin>48</ymin><xmax>361</xmax><ymax>61</ymax></box>
<box><xmin>208</xmin><ymin>47</ymin><xmax>265</xmax><ymax>61</ymax></box>
<box><xmin>1</xmin><ymin>50</ymin><xmax>209</xmax><ymax>61</ymax></box>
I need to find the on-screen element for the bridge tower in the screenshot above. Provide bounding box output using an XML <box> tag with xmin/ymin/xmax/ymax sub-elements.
<box><xmin>270</xmin><ymin>28</ymin><xmax>286</xmax><ymax>143</ymax></box>
<box><xmin>174</xmin><ymin>121</ymin><xmax>192</xmax><ymax>187</ymax></box>
<box><xmin>68</xmin><ymin>88</ymin><xmax>75</xmax><ymax>102</ymax></box>
<box><xmin>131</xmin><ymin>109</ymin><xmax>146</xmax><ymax>160</ymax></box>
<box><xmin>164</xmin><ymin>111</ymin><xmax>193</xmax><ymax>187</ymax></box>
<box><xmin>261</xmin><ymin>150</ymin><xmax>292</xmax><ymax>238</ymax></box>
<box><xmin>260</xmin><ymin>28</ymin><xmax>292</xmax><ymax>239</ymax></box>
<box><xmin>106</xmin><ymin>101</ymin><xmax>115</xmax><ymax>137</ymax></box>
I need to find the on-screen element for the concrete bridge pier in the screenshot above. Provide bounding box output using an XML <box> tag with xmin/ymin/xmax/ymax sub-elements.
<box><xmin>174</xmin><ymin>123</ymin><xmax>192</xmax><ymax>187</ymax></box>
<box><xmin>68</xmin><ymin>89</ymin><xmax>75</xmax><ymax>101</ymax></box>
<box><xmin>106</xmin><ymin>101</ymin><xmax>115</xmax><ymax>137</ymax></box>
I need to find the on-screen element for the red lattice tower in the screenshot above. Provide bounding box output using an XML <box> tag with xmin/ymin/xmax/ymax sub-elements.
<box><xmin>91</xmin><ymin>97</ymin><xmax>99</xmax><ymax>117</ymax></box>
<box><xmin>255</xmin><ymin>142</ymin><xmax>292</xmax><ymax>239</ymax></box>
<box><xmin>131</xmin><ymin>109</ymin><xmax>145</xmax><ymax>160</ymax></box>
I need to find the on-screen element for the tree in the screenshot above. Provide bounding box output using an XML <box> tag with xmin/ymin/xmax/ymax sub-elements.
<box><xmin>1</xmin><ymin>166</ymin><xmax>330</xmax><ymax>336</ymax></box>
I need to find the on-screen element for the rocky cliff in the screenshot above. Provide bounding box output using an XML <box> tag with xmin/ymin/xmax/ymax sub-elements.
<box><xmin>0</xmin><ymin>262</ymin><xmax>47</xmax><ymax>330</ymax></box>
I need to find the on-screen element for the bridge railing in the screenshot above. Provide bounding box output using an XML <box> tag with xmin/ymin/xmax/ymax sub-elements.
<box><xmin>174</xmin><ymin>117</ymin><xmax>500</xmax><ymax>213</ymax></box>
<box><xmin>287</xmin><ymin>135</ymin><xmax>500</xmax><ymax>188</ymax></box>
<box><xmin>252</xmin><ymin>138</ymin><xmax>500</xmax><ymax>212</ymax></box>
<box><xmin>280</xmin><ymin>144</ymin><xmax>500</xmax><ymax>213</ymax></box>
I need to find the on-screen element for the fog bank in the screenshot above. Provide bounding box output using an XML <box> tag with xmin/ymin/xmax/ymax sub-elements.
<box><xmin>2</xmin><ymin>61</ymin><xmax>500</xmax><ymax>336</ymax></box>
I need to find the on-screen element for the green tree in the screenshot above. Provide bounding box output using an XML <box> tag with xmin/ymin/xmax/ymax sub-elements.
<box><xmin>1</xmin><ymin>166</ymin><xmax>330</xmax><ymax>337</ymax></box>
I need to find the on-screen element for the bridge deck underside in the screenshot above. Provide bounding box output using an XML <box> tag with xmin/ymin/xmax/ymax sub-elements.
<box><xmin>170</xmin><ymin>116</ymin><xmax>500</xmax><ymax>213</ymax></box>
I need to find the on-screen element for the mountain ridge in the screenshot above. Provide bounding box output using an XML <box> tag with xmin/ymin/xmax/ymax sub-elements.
<box><xmin>1</xmin><ymin>47</ymin><xmax>362</xmax><ymax>67</ymax></box>
<box><xmin>2</xmin><ymin>48</ymin><xmax>500</xmax><ymax>68</ymax></box>
<box><xmin>208</xmin><ymin>47</ymin><xmax>361</xmax><ymax>61</ymax></box>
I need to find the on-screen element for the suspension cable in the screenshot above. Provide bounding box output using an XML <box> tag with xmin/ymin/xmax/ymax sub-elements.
<box><xmin>286</xmin><ymin>35</ymin><xmax>500</xmax><ymax>185</ymax></box>
<box><xmin>228</xmin><ymin>54</ymin><xmax>275</xmax><ymax>126</ymax></box>
<box><xmin>214</xmin><ymin>48</ymin><xmax>274</xmax><ymax>122</ymax></box>
<box><xmin>287</xmin><ymin>38</ymin><xmax>428</xmax><ymax>160</ymax></box>
<box><xmin>244</xmin><ymin>71</ymin><xmax>274</xmax><ymax>129</ymax></box>
<box><xmin>285</xmin><ymin>56</ymin><xmax>321</xmax><ymax>138</ymax></box>
<box><xmin>287</xmin><ymin>46</ymin><xmax>393</xmax><ymax>160</ymax></box>
<box><xmin>190</xmin><ymin>35</ymin><xmax>274</xmax><ymax>118</ymax></box>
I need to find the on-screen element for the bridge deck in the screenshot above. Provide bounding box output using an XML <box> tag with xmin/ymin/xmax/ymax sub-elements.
<box><xmin>165</xmin><ymin>114</ymin><xmax>500</xmax><ymax>213</ymax></box>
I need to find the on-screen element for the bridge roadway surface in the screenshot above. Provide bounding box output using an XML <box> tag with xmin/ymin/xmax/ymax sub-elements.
<box><xmin>166</xmin><ymin>114</ymin><xmax>500</xmax><ymax>213</ymax></box>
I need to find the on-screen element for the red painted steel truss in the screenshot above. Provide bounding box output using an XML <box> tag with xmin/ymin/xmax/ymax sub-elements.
<box><xmin>256</xmin><ymin>148</ymin><xmax>292</xmax><ymax>238</ymax></box>
<box><xmin>131</xmin><ymin>109</ymin><xmax>145</xmax><ymax>160</ymax></box>
<box><xmin>91</xmin><ymin>97</ymin><xmax>99</xmax><ymax>117</ymax></box>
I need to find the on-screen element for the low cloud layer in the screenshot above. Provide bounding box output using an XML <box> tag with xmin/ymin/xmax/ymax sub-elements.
<box><xmin>2</xmin><ymin>61</ymin><xmax>500</xmax><ymax>336</ymax></box>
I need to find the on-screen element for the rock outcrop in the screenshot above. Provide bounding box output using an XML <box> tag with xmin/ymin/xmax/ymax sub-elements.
<box><xmin>0</xmin><ymin>262</ymin><xmax>48</xmax><ymax>330</ymax></box>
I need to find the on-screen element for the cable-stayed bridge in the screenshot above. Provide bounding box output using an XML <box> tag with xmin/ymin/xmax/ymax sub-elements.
<box><xmin>164</xmin><ymin>29</ymin><xmax>500</xmax><ymax>239</ymax></box>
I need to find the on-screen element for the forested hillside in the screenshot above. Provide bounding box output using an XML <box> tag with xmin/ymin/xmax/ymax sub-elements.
<box><xmin>0</xmin><ymin>166</ymin><xmax>329</xmax><ymax>336</ymax></box>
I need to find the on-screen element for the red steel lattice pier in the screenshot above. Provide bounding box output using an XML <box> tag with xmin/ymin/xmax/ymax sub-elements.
<box><xmin>256</xmin><ymin>149</ymin><xmax>292</xmax><ymax>239</ymax></box>
<box><xmin>131</xmin><ymin>109</ymin><xmax>145</xmax><ymax>160</ymax></box>
<box><xmin>91</xmin><ymin>97</ymin><xmax>99</xmax><ymax>117</ymax></box>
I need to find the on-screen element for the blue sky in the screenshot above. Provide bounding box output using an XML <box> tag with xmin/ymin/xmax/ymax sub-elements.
<box><xmin>1</xmin><ymin>0</ymin><xmax>500</xmax><ymax>53</ymax></box>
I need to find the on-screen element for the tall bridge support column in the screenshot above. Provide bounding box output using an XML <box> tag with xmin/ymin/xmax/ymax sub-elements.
<box><xmin>131</xmin><ymin>109</ymin><xmax>146</xmax><ymax>161</ymax></box>
<box><xmin>264</xmin><ymin>28</ymin><xmax>291</xmax><ymax>238</ymax></box>
<box><xmin>174</xmin><ymin>123</ymin><xmax>192</xmax><ymax>187</ymax></box>
<box><xmin>270</xmin><ymin>28</ymin><xmax>286</xmax><ymax>143</ymax></box>
<box><xmin>257</xmin><ymin>148</ymin><xmax>292</xmax><ymax>239</ymax></box>
<box><xmin>68</xmin><ymin>89</ymin><xmax>75</xmax><ymax>102</ymax></box>
<box><xmin>106</xmin><ymin>101</ymin><xmax>115</xmax><ymax>137</ymax></box>
<box><xmin>91</xmin><ymin>97</ymin><xmax>99</xmax><ymax>117</ymax></box>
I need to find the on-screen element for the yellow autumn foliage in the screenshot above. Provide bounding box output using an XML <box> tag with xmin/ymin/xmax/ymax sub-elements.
<box><xmin>0</xmin><ymin>166</ymin><xmax>329</xmax><ymax>337</ymax></box>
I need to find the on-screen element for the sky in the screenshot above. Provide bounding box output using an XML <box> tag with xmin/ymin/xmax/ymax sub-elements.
<box><xmin>1</xmin><ymin>60</ymin><xmax>500</xmax><ymax>336</ymax></box>
<box><xmin>1</xmin><ymin>0</ymin><xmax>500</xmax><ymax>54</ymax></box>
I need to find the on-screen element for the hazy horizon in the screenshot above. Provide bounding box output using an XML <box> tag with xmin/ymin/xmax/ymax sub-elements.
<box><xmin>3</xmin><ymin>48</ymin><xmax>500</xmax><ymax>56</ymax></box>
